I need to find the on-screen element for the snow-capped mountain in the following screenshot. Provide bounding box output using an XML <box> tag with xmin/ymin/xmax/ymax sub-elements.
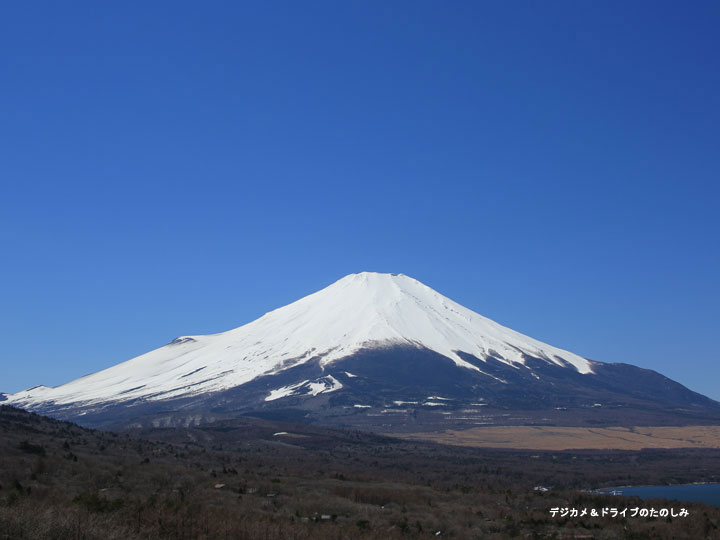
<box><xmin>7</xmin><ymin>272</ymin><xmax>720</xmax><ymax>429</ymax></box>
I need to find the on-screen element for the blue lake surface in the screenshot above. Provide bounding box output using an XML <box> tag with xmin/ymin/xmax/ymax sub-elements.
<box><xmin>596</xmin><ymin>483</ymin><xmax>720</xmax><ymax>507</ymax></box>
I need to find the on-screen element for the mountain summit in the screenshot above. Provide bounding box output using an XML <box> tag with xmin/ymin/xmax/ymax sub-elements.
<box><xmin>8</xmin><ymin>272</ymin><xmax>720</xmax><ymax>429</ymax></box>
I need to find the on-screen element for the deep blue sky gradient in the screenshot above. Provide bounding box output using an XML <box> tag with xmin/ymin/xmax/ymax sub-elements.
<box><xmin>2</xmin><ymin>1</ymin><xmax>719</xmax><ymax>399</ymax></box>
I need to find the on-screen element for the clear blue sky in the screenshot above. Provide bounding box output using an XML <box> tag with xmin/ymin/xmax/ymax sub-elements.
<box><xmin>2</xmin><ymin>1</ymin><xmax>719</xmax><ymax>400</ymax></box>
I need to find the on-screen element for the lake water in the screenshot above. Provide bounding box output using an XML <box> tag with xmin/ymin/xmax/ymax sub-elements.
<box><xmin>596</xmin><ymin>483</ymin><xmax>720</xmax><ymax>507</ymax></box>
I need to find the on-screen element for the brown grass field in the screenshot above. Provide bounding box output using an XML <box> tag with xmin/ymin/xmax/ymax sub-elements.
<box><xmin>391</xmin><ymin>425</ymin><xmax>720</xmax><ymax>450</ymax></box>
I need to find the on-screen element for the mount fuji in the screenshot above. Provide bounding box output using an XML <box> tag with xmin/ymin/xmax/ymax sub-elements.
<box><xmin>7</xmin><ymin>272</ymin><xmax>720</xmax><ymax>429</ymax></box>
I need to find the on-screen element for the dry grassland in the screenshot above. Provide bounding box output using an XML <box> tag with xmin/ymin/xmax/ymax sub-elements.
<box><xmin>392</xmin><ymin>425</ymin><xmax>720</xmax><ymax>450</ymax></box>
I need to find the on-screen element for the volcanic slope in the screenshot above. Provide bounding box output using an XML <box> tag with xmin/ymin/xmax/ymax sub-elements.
<box><xmin>7</xmin><ymin>272</ymin><xmax>720</xmax><ymax>429</ymax></box>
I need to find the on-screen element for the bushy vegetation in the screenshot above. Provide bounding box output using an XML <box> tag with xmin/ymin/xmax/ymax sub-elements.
<box><xmin>1</xmin><ymin>406</ymin><xmax>719</xmax><ymax>539</ymax></box>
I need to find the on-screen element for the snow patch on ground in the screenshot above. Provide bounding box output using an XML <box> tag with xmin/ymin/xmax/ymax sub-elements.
<box><xmin>265</xmin><ymin>375</ymin><xmax>342</xmax><ymax>402</ymax></box>
<box><xmin>265</xmin><ymin>380</ymin><xmax>309</xmax><ymax>402</ymax></box>
<box><xmin>306</xmin><ymin>375</ymin><xmax>343</xmax><ymax>396</ymax></box>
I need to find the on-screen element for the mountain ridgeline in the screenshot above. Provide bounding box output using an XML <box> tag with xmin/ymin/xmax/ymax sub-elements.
<box><xmin>7</xmin><ymin>272</ymin><xmax>720</xmax><ymax>430</ymax></box>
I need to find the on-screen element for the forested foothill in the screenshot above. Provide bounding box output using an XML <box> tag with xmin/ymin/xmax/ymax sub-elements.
<box><xmin>1</xmin><ymin>405</ymin><xmax>719</xmax><ymax>539</ymax></box>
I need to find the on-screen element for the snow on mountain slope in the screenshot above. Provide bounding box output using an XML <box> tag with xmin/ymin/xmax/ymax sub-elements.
<box><xmin>7</xmin><ymin>272</ymin><xmax>593</xmax><ymax>409</ymax></box>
